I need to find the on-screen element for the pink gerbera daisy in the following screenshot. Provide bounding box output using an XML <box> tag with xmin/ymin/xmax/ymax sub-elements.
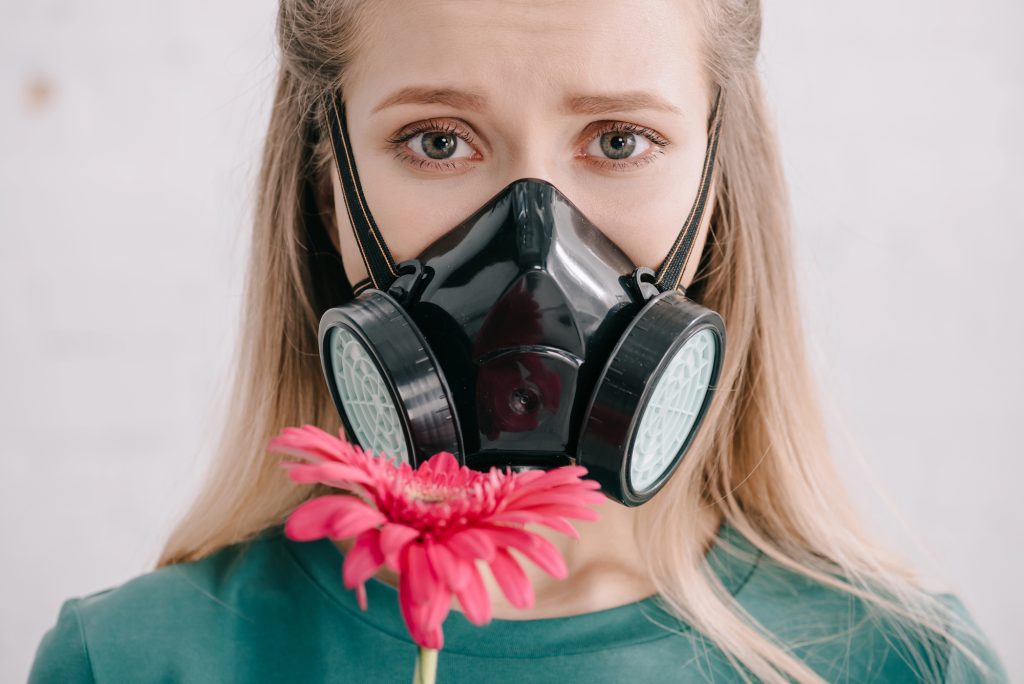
<box><xmin>268</xmin><ymin>424</ymin><xmax>606</xmax><ymax>651</ymax></box>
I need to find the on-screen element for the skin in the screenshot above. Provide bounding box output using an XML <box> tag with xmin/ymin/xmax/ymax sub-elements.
<box><xmin>321</xmin><ymin>0</ymin><xmax>721</xmax><ymax>619</ymax></box>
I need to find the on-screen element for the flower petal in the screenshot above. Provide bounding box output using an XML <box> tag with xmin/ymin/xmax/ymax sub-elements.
<box><xmin>342</xmin><ymin>528</ymin><xmax>385</xmax><ymax>589</ymax></box>
<box><xmin>284</xmin><ymin>495</ymin><xmax>383</xmax><ymax>541</ymax></box>
<box><xmin>424</xmin><ymin>624</ymin><xmax>444</xmax><ymax>651</ymax></box>
<box><xmin>519</xmin><ymin>503</ymin><xmax>604</xmax><ymax>521</ymax></box>
<box><xmin>398</xmin><ymin>543</ymin><xmax>446</xmax><ymax>650</ymax></box>
<box><xmin>380</xmin><ymin>523</ymin><xmax>420</xmax><ymax>572</ymax></box>
<box><xmin>331</xmin><ymin>503</ymin><xmax>388</xmax><ymax>539</ymax></box>
<box><xmin>503</xmin><ymin>465</ymin><xmax>593</xmax><ymax>501</ymax></box>
<box><xmin>453</xmin><ymin>560</ymin><xmax>492</xmax><ymax>625</ymax></box>
<box><xmin>503</xmin><ymin>468</ymin><xmax>547</xmax><ymax>487</ymax></box>
<box><xmin>487</xmin><ymin>510</ymin><xmax>583</xmax><ymax>539</ymax></box>
<box><xmin>355</xmin><ymin>582</ymin><xmax>368</xmax><ymax>611</ymax></box>
<box><xmin>504</xmin><ymin>490</ymin><xmax>607</xmax><ymax>509</ymax></box>
<box><xmin>420</xmin><ymin>582</ymin><xmax>452</xmax><ymax>643</ymax></box>
<box><xmin>446</xmin><ymin>528</ymin><xmax>497</xmax><ymax>562</ymax></box>
<box><xmin>489</xmin><ymin>548</ymin><xmax>534</xmax><ymax>609</ymax></box>
<box><xmin>426</xmin><ymin>540</ymin><xmax>469</xmax><ymax>592</ymax></box>
<box><xmin>280</xmin><ymin>462</ymin><xmax>376</xmax><ymax>493</ymax></box>
<box><xmin>530</xmin><ymin>516</ymin><xmax>581</xmax><ymax>539</ymax></box>
<box><xmin>418</xmin><ymin>451</ymin><xmax>462</xmax><ymax>480</ymax></box>
<box><xmin>483</xmin><ymin>526</ymin><xmax>568</xmax><ymax>579</ymax></box>
<box><xmin>490</xmin><ymin>504</ymin><xmax>600</xmax><ymax>524</ymax></box>
<box><xmin>268</xmin><ymin>424</ymin><xmax>364</xmax><ymax>465</ymax></box>
<box><xmin>402</xmin><ymin>542</ymin><xmax>437</xmax><ymax>606</ymax></box>
<box><xmin>421</xmin><ymin>541</ymin><xmax>454</xmax><ymax>631</ymax></box>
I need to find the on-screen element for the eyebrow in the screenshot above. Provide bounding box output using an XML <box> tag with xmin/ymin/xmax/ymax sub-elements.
<box><xmin>565</xmin><ymin>91</ymin><xmax>683</xmax><ymax>116</ymax></box>
<box><xmin>371</xmin><ymin>86</ymin><xmax>488</xmax><ymax>114</ymax></box>
<box><xmin>371</xmin><ymin>85</ymin><xmax>683</xmax><ymax>116</ymax></box>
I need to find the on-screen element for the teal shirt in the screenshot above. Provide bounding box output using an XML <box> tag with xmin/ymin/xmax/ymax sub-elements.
<box><xmin>27</xmin><ymin>522</ymin><xmax>1008</xmax><ymax>683</ymax></box>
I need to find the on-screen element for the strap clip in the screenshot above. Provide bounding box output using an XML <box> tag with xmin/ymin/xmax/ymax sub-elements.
<box><xmin>387</xmin><ymin>259</ymin><xmax>430</xmax><ymax>305</ymax></box>
<box><xmin>627</xmin><ymin>267</ymin><xmax>661</xmax><ymax>303</ymax></box>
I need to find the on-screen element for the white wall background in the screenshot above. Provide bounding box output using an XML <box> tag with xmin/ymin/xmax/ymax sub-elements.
<box><xmin>2</xmin><ymin>1</ymin><xmax>1021</xmax><ymax>681</ymax></box>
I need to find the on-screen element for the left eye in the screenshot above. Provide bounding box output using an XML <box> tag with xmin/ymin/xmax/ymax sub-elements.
<box><xmin>586</xmin><ymin>130</ymin><xmax>651</xmax><ymax>160</ymax></box>
<box><xmin>406</xmin><ymin>131</ymin><xmax>474</xmax><ymax>161</ymax></box>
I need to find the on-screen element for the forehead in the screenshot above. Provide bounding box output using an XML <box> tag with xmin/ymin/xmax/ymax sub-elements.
<box><xmin>347</xmin><ymin>0</ymin><xmax>708</xmax><ymax>115</ymax></box>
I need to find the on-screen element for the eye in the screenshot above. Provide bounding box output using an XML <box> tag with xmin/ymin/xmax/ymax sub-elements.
<box><xmin>587</xmin><ymin>130</ymin><xmax>649</xmax><ymax>160</ymax></box>
<box><xmin>580</xmin><ymin>122</ymin><xmax>669</xmax><ymax>170</ymax></box>
<box><xmin>408</xmin><ymin>129</ymin><xmax>474</xmax><ymax>160</ymax></box>
<box><xmin>386</xmin><ymin>118</ymin><xmax>668</xmax><ymax>174</ymax></box>
<box><xmin>387</xmin><ymin>119</ymin><xmax>479</xmax><ymax>169</ymax></box>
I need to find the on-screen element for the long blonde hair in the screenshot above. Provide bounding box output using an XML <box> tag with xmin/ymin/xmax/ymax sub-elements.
<box><xmin>156</xmin><ymin>1</ymin><xmax>993</xmax><ymax>681</ymax></box>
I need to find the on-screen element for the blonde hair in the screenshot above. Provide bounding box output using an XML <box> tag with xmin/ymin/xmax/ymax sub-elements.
<box><xmin>156</xmin><ymin>1</ymin><xmax>994</xmax><ymax>681</ymax></box>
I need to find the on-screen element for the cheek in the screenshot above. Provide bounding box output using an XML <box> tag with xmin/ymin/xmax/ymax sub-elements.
<box><xmin>589</xmin><ymin>190</ymin><xmax>693</xmax><ymax>270</ymax></box>
<box><xmin>593</xmin><ymin>200</ymin><xmax>688</xmax><ymax>270</ymax></box>
<box><xmin>592</xmin><ymin>141</ymin><xmax>710</xmax><ymax>269</ymax></box>
<box><xmin>358</xmin><ymin>163</ymin><xmax>493</xmax><ymax>262</ymax></box>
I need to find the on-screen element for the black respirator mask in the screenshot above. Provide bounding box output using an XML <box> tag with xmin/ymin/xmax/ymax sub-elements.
<box><xmin>316</xmin><ymin>89</ymin><xmax>726</xmax><ymax>506</ymax></box>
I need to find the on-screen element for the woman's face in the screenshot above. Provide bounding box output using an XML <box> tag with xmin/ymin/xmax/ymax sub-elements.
<box><xmin>327</xmin><ymin>0</ymin><xmax>715</xmax><ymax>289</ymax></box>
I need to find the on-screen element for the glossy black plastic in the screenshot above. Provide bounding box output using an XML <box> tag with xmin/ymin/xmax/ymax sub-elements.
<box><xmin>398</xmin><ymin>178</ymin><xmax>647</xmax><ymax>471</ymax></box>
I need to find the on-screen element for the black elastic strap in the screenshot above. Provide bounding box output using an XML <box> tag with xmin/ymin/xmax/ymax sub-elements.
<box><xmin>653</xmin><ymin>86</ymin><xmax>725</xmax><ymax>292</ymax></box>
<box><xmin>352</xmin><ymin>276</ymin><xmax>372</xmax><ymax>295</ymax></box>
<box><xmin>322</xmin><ymin>92</ymin><xmax>399</xmax><ymax>290</ymax></box>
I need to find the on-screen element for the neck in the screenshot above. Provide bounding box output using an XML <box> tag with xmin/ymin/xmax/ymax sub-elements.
<box><xmin>333</xmin><ymin>498</ymin><xmax>722</xmax><ymax>620</ymax></box>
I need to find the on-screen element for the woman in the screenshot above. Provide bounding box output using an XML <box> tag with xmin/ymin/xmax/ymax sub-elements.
<box><xmin>28</xmin><ymin>0</ymin><xmax>1009</xmax><ymax>682</ymax></box>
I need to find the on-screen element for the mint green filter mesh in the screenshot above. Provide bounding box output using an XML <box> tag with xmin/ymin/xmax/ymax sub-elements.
<box><xmin>329</xmin><ymin>327</ymin><xmax>409</xmax><ymax>465</ymax></box>
<box><xmin>629</xmin><ymin>328</ymin><xmax>716</xmax><ymax>491</ymax></box>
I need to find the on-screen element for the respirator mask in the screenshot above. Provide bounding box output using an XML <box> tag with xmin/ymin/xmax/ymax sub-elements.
<box><xmin>316</xmin><ymin>88</ymin><xmax>726</xmax><ymax>506</ymax></box>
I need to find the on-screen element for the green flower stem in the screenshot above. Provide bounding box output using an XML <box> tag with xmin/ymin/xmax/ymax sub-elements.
<box><xmin>413</xmin><ymin>646</ymin><xmax>438</xmax><ymax>684</ymax></box>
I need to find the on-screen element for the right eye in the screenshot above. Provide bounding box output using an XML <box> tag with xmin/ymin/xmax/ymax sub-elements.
<box><xmin>388</xmin><ymin>119</ymin><xmax>481</xmax><ymax>169</ymax></box>
<box><xmin>407</xmin><ymin>129</ymin><xmax>475</xmax><ymax>161</ymax></box>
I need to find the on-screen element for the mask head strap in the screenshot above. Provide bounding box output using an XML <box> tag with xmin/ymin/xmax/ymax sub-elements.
<box><xmin>322</xmin><ymin>91</ymin><xmax>399</xmax><ymax>292</ymax></box>
<box><xmin>652</xmin><ymin>85</ymin><xmax>725</xmax><ymax>293</ymax></box>
<box><xmin>322</xmin><ymin>85</ymin><xmax>724</xmax><ymax>295</ymax></box>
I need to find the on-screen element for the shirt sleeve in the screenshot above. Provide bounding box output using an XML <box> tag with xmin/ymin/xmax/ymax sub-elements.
<box><xmin>27</xmin><ymin>598</ymin><xmax>96</xmax><ymax>684</ymax></box>
<box><xmin>937</xmin><ymin>592</ymin><xmax>1010</xmax><ymax>683</ymax></box>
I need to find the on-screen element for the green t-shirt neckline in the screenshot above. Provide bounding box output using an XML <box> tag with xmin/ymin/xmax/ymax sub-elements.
<box><xmin>28</xmin><ymin>515</ymin><xmax>1011</xmax><ymax>682</ymax></box>
<box><xmin>281</xmin><ymin>519</ymin><xmax>762</xmax><ymax>658</ymax></box>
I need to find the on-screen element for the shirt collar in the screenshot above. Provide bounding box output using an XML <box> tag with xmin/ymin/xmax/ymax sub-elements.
<box><xmin>279</xmin><ymin>518</ymin><xmax>762</xmax><ymax>657</ymax></box>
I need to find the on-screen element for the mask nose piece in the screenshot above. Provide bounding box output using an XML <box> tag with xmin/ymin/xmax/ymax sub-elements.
<box><xmin>508</xmin><ymin>176</ymin><xmax>558</xmax><ymax>193</ymax></box>
<box><xmin>507</xmin><ymin>178</ymin><xmax>561</xmax><ymax>269</ymax></box>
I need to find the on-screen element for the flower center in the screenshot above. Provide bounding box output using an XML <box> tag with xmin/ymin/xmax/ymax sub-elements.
<box><xmin>405</xmin><ymin>483</ymin><xmax>455</xmax><ymax>504</ymax></box>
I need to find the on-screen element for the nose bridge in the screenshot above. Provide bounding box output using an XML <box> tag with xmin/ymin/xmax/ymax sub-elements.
<box><xmin>495</xmin><ymin>106</ymin><xmax>558</xmax><ymax>186</ymax></box>
<box><xmin>489</xmin><ymin>103</ymin><xmax>576</xmax><ymax>216</ymax></box>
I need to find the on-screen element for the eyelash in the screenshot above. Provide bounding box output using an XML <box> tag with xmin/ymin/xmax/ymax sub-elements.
<box><xmin>385</xmin><ymin>118</ymin><xmax>669</xmax><ymax>172</ymax></box>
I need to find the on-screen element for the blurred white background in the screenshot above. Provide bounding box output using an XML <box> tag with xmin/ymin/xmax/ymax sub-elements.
<box><xmin>2</xmin><ymin>0</ymin><xmax>1021</xmax><ymax>681</ymax></box>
